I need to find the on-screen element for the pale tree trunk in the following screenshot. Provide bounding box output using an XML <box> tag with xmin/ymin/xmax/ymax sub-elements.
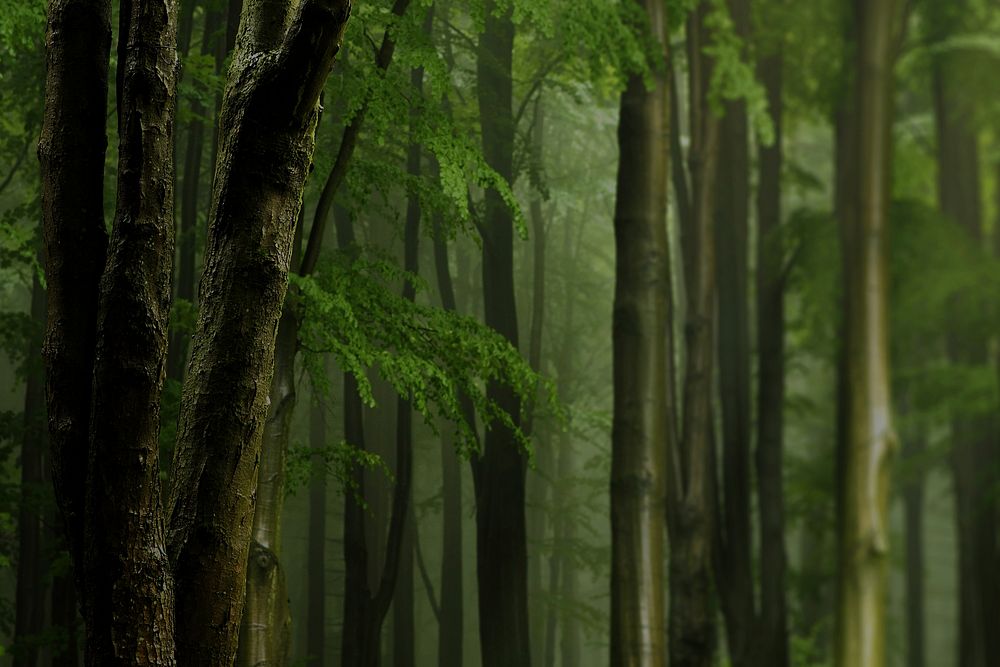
<box><xmin>474</xmin><ymin>3</ymin><xmax>532</xmax><ymax>665</ymax></box>
<box><xmin>609</xmin><ymin>0</ymin><xmax>670</xmax><ymax>664</ymax></box>
<box><xmin>834</xmin><ymin>1</ymin><xmax>898</xmax><ymax>665</ymax></box>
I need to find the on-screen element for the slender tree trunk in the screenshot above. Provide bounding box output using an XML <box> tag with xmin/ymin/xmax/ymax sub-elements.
<box><xmin>834</xmin><ymin>1</ymin><xmax>898</xmax><ymax>665</ymax></box>
<box><xmin>609</xmin><ymin>0</ymin><xmax>670</xmax><ymax>664</ymax></box>
<box><xmin>902</xmin><ymin>428</ymin><xmax>926</xmax><ymax>667</ymax></box>
<box><xmin>167</xmin><ymin>3</ymin><xmax>352</xmax><ymax>663</ymax></box>
<box><xmin>308</xmin><ymin>389</ymin><xmax>328</xmax><ymax>666</ymax></box>
<box><xmin>393</xmin><ymin>66</ymin><xmax>424</xmax><ymax>666</ymax></box>
<box><xmin>670</xmin><ymin>5</ymin><xmax>720</xmax><ymax>666</ymax></box>
<box><xmin>755</xmin><ymin>29</ymin><xmax>790</xmax><ymax>667</ymax></box>
<box><xmin>431</xmin><ymin>225</ymin><xmax>465</xmax><ymax>667</ymax></box>
<box><xmin>13</xmin><ymin>271</ymin><xmax>47</xmax><ymax>667</ymax></box>
<box><xmin>713</xmin><ymin>0</ymin><xmax>756</xmax><ymax>662</ymax></box>
<box><xmin>168</xmin><ymin>6</ymin><xmax>224</xmax><ymax>382</ymax></box>
<box><xmin>474</xmin><ymin>3</ymin><xmax>532</xmax><ymax>665</ymax></box>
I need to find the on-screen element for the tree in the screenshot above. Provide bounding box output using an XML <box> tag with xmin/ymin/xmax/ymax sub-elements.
<box><xmin>833</xmin><ymin>1</ymin><xmax>898</xmax><ymax>665</ymax></box>
<box><xmin>39</xmin><ymin>0</ymin><xmax>352</xmax><ymax>663</ymax></box>
<box><xmin>609</xmin><ymin>0</ymin><xmax>670</xmax><ymax>665</ymax></box>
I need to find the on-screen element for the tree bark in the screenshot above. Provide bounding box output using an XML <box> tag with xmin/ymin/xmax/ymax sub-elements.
<box><xmin>834</xmin><ymin>1</ymin><xmax>898</xmax><ymax>665</ymax></box>
<box><xmin>609</xmin><ymin>0</ymin><xmax>670</xmax><ymax>664</ymax></box>
<box><xmin>167</xmin><ymin>2</ymin><xmax>351</xmax><ymax>663</ymax></box>
<box><xmin>754</xmin><ymin>33</ymin><xmax>790</xmax><ymax>667</ymax></box>
<box><xmin>474</xmin><ymin>3</ymin><xmax>532</xmax><ymax>665</ymax></box>
<box><xmin>13</xmin><ymin>271</ymin><xmax>48</xmax><ymax>667</ymax></box>
<box><xmin>307</xmin><ymin>388</ymin><xmax>328</xmax><ymax>666</ymax></box>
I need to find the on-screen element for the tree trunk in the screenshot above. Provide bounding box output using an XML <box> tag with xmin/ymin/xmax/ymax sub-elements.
<box><xmin>902</xmin><ymin>428</ymin><xmax>926</xmax><ymax>667</ymax></box>
<box><xmin>754</xmin><ymin>30</ymin><xmax>790</xmax><ymax>667</ymax></box>
<box><xmin>670</xmin><ymin>5</ymin><xmax>720</xmax><ymax>667</ymax></box>
<box><xmin>431</xmin><ymin>226</ymin><xmax>465</xmax><ymax>667</ymax></box>
<box><xmin>308</xmin><ymin>389</ymin><xmax>328</xmax><ymax>666</ymax></box>
<box><xmin>928</xmin><ymin>4</ymin><xmax>1000</xmax><ymax>663</ymax></box>
<box><xmin>609</xmin><ymin>0</ymin><xmax>670</xmax><ymax>664</ymax></box>
<box><xmin>834</xmin><ymin>1</ymin><xmax>898</xmax><ymax>665</ymax></box>
<box><xmin>13</xmin><ymin>270</ymin><xmax>48</xmax><ymax>667</ymax></box>
<box><xmin>168</xmin><ymin>6</ymin><xmax>224</xmax><ymax>382</ymax></box>
<box><xmin>167</xmin><ymin>2</ymin><xmax>351</xmax><ymax>663</ymax></box>
<box><xmin>474</xmin><ymin>3</ymin><xmax>532</xmax><ymax>665</ymax></box>
<box><xmin>713</xmin><ymin>0</ymin><xmax>756</xmax><ymax>662</ymax></box>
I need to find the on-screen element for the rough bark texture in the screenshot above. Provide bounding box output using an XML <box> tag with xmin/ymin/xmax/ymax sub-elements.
<box><xmin>13</xmin><ymin>272</ymin><xmax>47</xmax><ymax>667</ymax></box>
<box><xmin>834</xmin><ymin>1</ymin><xmax>898</xmax><ymax>665</ymax></box>
<box><xmin>307</xmin><ymin>390</ymin><xmax>328</xmax><ymax>666</ymax></box>
<box><xmin>474</xmin><ymin>4</ymin><xmax>533</xmax><ymax>666</ymax></box>
<box><xmin>609</xmin><ymin>0</ymin><xmax>669</xmax><ymax>664</ymax></box>
<box><xmin>167</xmin><ymin>2</ymin><xmax>352</xmax><ymax>664</ymax></box>
<box><xmin>39</xmin><ymin>0</ymin><xmax>112</xmax><ymax>608</ymax></box>
<box><xmin>754</xmin><ymin>36</ymin><xmax>790</xmax><ymax>667</ymax></box>
<box><xmin>82</xmin><ymin>0</ymin><xmax>180</xmax><ymax>662</ymax></box>
<box><xmin>669</xmin><ymin>6</ymin><xmax>719</xmax><ymax>667</ymax></box>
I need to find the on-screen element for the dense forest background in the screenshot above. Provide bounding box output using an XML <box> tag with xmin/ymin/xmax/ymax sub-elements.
<box><xmin>0</xmin><ymin>0</ymin><xmax>999</xmax><ymax>665</ymax></box>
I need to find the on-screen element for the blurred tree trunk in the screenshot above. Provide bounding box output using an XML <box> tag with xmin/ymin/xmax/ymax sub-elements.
<box><xmin>713</xmin><ymin>0</ymin><xmax>755</xmax><ymax>662</ymax></box>
<box><xmin>669</xmin><ymin>5</ymin><xmax>719</xmax><ymax>667</ymax></box>
<box><xmin>431</xmin><ymin>220</ymin><xmax>466</xmax><ymax>667</ymax></box>
<box><xmin>834</xmin><ymin>1</ymin><xmax>898</xmax><ymax>665</ymax></box>
<box><xmin>754</xmin><ymin>25</ymin><xmax>790</xmax><ymax>667</ymax></box>
<box><xmin>393</xmin><ymin>64</ymin><xmax>425</xmax><ymax>665</ymax></box>
<box><xmin>168</xmin><ymin>5</ymin><xmax>224</xmax><ymax>382</ymax></box>
<box><xmin>928</xmin><ymin>3</ymin><xmax>1000</xmax><ymax>663</ymax></box>
<box><xmin>474</xmin><ymin>3</ymin><xmax>532</xmax><ymax>665</ymax></box>
<box><xmin>307</xmin><ymin>390</ymin><xmax>328</xmax><ymax>666</ymax></box>
<box><xmin>13</xmin><ymin>270</ymin><xmax>47</xmax><ymax>667</ymax></box>
<box><xmin>902</xmin><ymin>427</ymin><xmax>926</xmax><ymax>667</ymax></box>
<box><xmin>609</xmin><ymin>0</ymin><xmax>670</xmax><ymax>664</ymax></box>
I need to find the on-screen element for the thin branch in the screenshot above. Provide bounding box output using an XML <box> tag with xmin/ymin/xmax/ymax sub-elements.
<box><xmin>413</xmin><ymin>518</ymin><xmax>441</xmax><ymax>622</ymax></box>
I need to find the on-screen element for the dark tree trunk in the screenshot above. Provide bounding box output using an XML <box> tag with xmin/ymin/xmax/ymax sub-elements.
<box><xmin>168</xmin><ymin>6</ymin><xmax>224</xmax><ymax>382</ymax></box>
<box><xmin>474</xmin><ymin>3</ymin><xmax>532</xmax><ymax>665</ymax></box>
<box><xmin>307</xmin><ymin>389</ymin><xmax>328</xmax><ymax>666</ymax></box>
<box><xmin>39</xmin><ymin>0</ymin><xmax>112</xmax><ymax>612</ymax></box>
<box><xmin>13</xmin><ymin>271</ymin><xmax>48</xmax><ymax>667</ymax></box>
<box><xmin>51</xmin><ymin>568</ymin><xmax>80</xmax><ymax>667</ymax></box>
<box><xmin>609</xmin><ymin>0</ymin><xmax>670</xmax><ymax>664</ymax></box>
<box><xmin>902</xmin><ymin>429</ymin><xmax>926</xmax><ymax>667</ymax></box>
<box><xmin>167</xmin><ymin>2</ymin><xmax>352</xmax><ymax>663</ymax></box>
<box><xmin>834</xmin><ymin>1</ymin><xmax>898</xmax><ymax>664</ymax></box>
<box><xmin>713</xmin><ymin>0</ymin><xmax>755</xmax><ymax>662</ymax></box>
<box><xmin>754</xmin><ymin>34</ymin><xmax>790</xmax><ymax>667</ymax></box>
<box><xmin>431</xmin><ymin>225</ymin><xmax>466</xmax><ymax>667</ymax></box>
<box><xmin>670</xmin><ymin>5</ymin><xmax>720</xmax><ymax>667</ymax></box>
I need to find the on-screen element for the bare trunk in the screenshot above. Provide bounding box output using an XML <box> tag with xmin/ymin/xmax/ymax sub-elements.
<box><xmin>755</xmin><ymin>33</ymin><xmax>790</xmax><ymax>667</ymax></box>
<box><xmin>474</xmin><ymin>4</ymin><xmax>532</xmax><ymax>665</ymax></box>
<box><xmin>13</xmin><ymin>271</ymin><xmax>48</xmax><ymax>667</ymax></box>
<box><xmin>167</xmin><ymin>3</ymin><xmax>351</xmax><ymax>663</ymax></box>
<box><xmin>833</xmin><ymin>1</ymin><xmax>898</xmax><ymax>665</ymax></box>
<box><xmin>609</xmin><ymin>0</ymin><xmax>670</xmax><ymax>664</ymax></box>
<box><xmin>308</xmin><ymin>390</ymin><xmax>328</xmax><ymax>666</ymax></box>
<box><xmin>902</xmin><ymin>428</ymin><xmax>926</xmax><ymax>667</ymax></box>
